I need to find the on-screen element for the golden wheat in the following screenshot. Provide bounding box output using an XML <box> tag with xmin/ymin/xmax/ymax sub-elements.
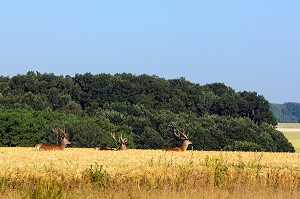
<box><xmin>1</xmin><ymin>147</ymin><xmax>300</xmax><ymax>199</ymax></box>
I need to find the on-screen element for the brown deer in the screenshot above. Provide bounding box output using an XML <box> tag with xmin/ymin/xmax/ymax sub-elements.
<box><xmin>35</xmin><ymin>128</ymin><xmax>71</xmax><ymax>151</ymax></box>
<box><xmin>111</xmin><ymin>132</ymin><xmax>128</xmax><ymax>151</ymax></box>
<box><xmin>94</xmin><ymin>146</ymin><xmax>116</xmax><ymax>151</ymax></box>
<box><xmin>162</xmin><ymin>128</ymin><xmax>192</xmax><ymax>151</ymax></box>
<box><xmin>35</xmin><ymin>143</ymin><xmax>43</xmax><ymax>151</ymax></box>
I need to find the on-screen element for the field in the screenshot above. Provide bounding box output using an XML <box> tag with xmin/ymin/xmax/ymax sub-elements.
<box><xmin>277</xmin><ymin>123</ymin><xmax>300</xmax><ymax>129</ymax></box>
<box><xmin>1</xmin><ymin>148</ymin><xmax>300</xmax><ymax>198</ymax></box>
<box><xmin>277</xmin><ymin>123</ymin><xmax>300</xmax><ymax>152</ymax></box>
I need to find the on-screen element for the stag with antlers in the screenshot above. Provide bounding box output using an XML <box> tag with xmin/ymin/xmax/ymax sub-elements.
<box><xmin>35</xmin><ymin>127</ymin><xmax>71</xmax><ymax>151</ymax></box>
<box><xmin>111</xmin><ymin>132</ymin><xmax>128</xmax><ymax>151</ymax></box>
<box><xmin>162</xmin><ymin>128</ymin><xmax>192</xmax><ymax>151</ymax></box>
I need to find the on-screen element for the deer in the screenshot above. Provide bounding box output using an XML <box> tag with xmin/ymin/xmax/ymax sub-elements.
<box><xmin>111</xmin><ymin>132</ymin><xmax>128</xmax><ymax>151</ymax></box>
<box><xmin>35</xmin><ymin>143</ymin><xmax>44</xmax><ymax>151</ymax></box>
<box><xmin>162</xmin><ymin>128</ymin><xmax>193</xmax><ymax>151</ymax></box>
<box><xmin>94</xmin><ymin>146</ymin><xmax>116</xmax><ymax>151</ymax></box>
<box><xmin>35</xmin><ymin>127</ymin><xmax>71</xmax><ymax>151</ymax></box>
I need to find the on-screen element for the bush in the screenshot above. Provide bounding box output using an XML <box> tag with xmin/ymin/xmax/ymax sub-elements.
<box><xmin>87</xmin><ymin>164</ymin><xmax>110</xmax><ymax>187</ymax></box>
<box><xmin>223</xmin><ymin>141</ymin><xmax>264</xmax><ymax>152</ymax></box>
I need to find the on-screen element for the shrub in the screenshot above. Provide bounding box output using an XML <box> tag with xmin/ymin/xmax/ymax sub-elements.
<box><xmin>223</xmin><ymin>141</ymin><xmax>264</xmax><ymax>152</ymax></box>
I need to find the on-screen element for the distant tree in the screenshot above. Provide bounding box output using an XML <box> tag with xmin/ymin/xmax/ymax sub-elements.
<box><xmin>275</xmin><ymin>102</ymin><xmax>300</xmax><ymax>123</ymax></box>
<box><xmin>270</xmin><ymin>103</ymin><xmax>299</xmax><ymax>123</ymax></box>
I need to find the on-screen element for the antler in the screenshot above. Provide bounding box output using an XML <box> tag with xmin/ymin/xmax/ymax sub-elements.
<box><xmin>120</xmin><ymin>134</ymin><xmax>128</xmax><ymax>143</ymax></box>
<box><xmin>111</xmin><ymin>132</ymin><xmax>120</xmax><ymax>144</ymax></box>
<box><xmin>51</xmin><ymin>127</ymin><xmax>60</xmax><ymax>135</ymax></box>
<box><xmin>173</xmin><ymin>128</ymin><xmax>189</xmax><ymax>140</ymax></box>
<box><xmin>112</xmin><ymin>132</ymin><xmax>128</xmax><ymax>143</ymax></box>
<box><xmin>58</xmin><ymin>127</ymin><xmax>68</xmax><ymax>138</ymax></box>
<box><xmin>51</xmin><ymin>127</ymin><xmax>68</xmax><ymax>138</ymax></box>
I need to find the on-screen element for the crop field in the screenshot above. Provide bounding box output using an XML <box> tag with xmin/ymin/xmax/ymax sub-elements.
<box><xmin>277</xmin><ymin>123</ymin><xmax>300</xmax><ymax>129</ymax></box>
<box><xmin>277</xmin><ymin>123</ymin><xmax>300</xmax><ymax>152</ymax></box>
<box><xmin>1</xmin><ymin>148</ymin><xmax>300</xmax><ymax>199</ymax></box>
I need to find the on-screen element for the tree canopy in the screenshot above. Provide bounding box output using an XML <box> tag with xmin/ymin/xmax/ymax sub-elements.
<box><xmin>0</xmin><ymin>71</ymin><xmax>293</xmax><ymax>152</ymax></box>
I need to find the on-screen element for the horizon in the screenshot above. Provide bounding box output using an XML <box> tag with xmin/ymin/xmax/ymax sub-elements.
<box><xmin>1</xmin><ymin>1</ymin><xmax>299</xmax><ymax>104</ymax></box>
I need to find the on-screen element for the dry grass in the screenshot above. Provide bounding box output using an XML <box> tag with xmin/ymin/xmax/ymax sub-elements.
<box><xmin>1</xmin><ymin>148</ymin><xmax>300</xmax><ymax>199</ymax></box>
<box><xmin>277</xmin><ymin>123</ymin><xmax>300</xmax><ymax>129</ymax></box>
<box><xmin>277</xmin><ymin>123</ymin><xmax>300</xmax><ymax>133</ymax></box>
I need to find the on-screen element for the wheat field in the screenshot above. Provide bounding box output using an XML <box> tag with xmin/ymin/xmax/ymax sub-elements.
<box><xmin>1</xmin><ymin>147</ymin><xmax>300</xmax><ymax>199</ymax></box>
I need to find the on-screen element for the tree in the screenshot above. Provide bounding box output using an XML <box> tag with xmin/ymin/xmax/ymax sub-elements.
<box><xmin>67</xmin><ymin>118</ymin><xmax>109</xmax><ymax>148</ymax></box>
<box><xmin>239</xmin><ymin>91</ymin><xmax>277</xmax><ymax>125</ymax></box>
<box><xmin>196</xmin><ymin>90</ymin><xmax>217</xmax><ymax>116</ymax></box>
<box><xmin>18</xmin><ymin>92</ymin><xmax>49</xmax><ymax>110</ymax></box>
<box><xmin>257</xmin><ymin>131</ymin><xmax>277</xmax><ymax>151</ymax></box>
<box><xmin>134</xmin><ymin>127</ymin><xmax>164</xmax><ymax>149</ymax></box>
<box><xmin>58</xmin><ymin>101</ymin><xmax>83</xmax><ymax>115</ymax></box>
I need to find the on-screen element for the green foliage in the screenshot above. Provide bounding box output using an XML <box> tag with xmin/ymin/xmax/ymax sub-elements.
<box><xmin>0</xmin><ymin>108</ymin><xmax>118</xmax><ymax>148</ymax></box>
<box><xmin>239</xmin><ymin>91</ymin><xmax>277</xmax><ymax>125</ymax></box>
<box><xmin>134</xmin><ymin>126</ymin><xmax>165</xmax><ymax>149</ymax></box>
<box><xmin>268</xmin><ymin>130</ymin><xmax>295</xmax><ymax>152</ymax></box>
<box><xmin>0</xmin><ymin>108</ymin><xmax>48</xmax><ymax>146</ymax></box>
<box><xmin>257</xmin><ymin>131</ymin><xmax>277</xmax><ymax>151</ymax></box>
<box><xmin>87</xmin><ymin>164</ymin><xmax>110</xmax><ymax>187</ymax></box>
<box><xmin>0</xmin><ymin>72</ymin><xmax>294</xmax><ymax>152</ymax></box>
<box><xmin>223</xmin><ymin>141</ymin><xmax>264</xmax><ymax>152</ymax></box>
<box><xmin>66</xmin><ymin>117</ymin><xmax>109</xmax><ymax>148</ymax></box>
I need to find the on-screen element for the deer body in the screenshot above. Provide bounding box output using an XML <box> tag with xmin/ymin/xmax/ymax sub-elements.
<box><xmin>36</xmin><ymin>128</ymin><xmax>71</xmax><ymax>151</ymax></box>
<box><xmin>163</xmin><ymin>139</ymin><xmax>192</xmax><ymax>151</ymax></box>
<box><xmin>38</xmin><ymin>138</ymin><xmax>71</xmax><ymax>151</ymax></box>
<box><xmin>162</xmin><ymin>128</ymin><xmax>192</xmax><ymax>152</ymax></box>
<box><xmin>94</xmin><ymin>146</ymin><xmax>116</xmax><ymax>151</ymax></box>
<box><xmin>95</xmin><ymin>132</ymin><xmax>127</xmax><ymax>151</ymax></box>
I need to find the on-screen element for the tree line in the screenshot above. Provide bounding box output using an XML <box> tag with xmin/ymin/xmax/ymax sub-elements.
<box><xmin>271</xmin><ymin>102</ymin><xmax>300</xmax><ymax>123</ymax></box>
<box><xmin>0</xmin><ymin>71</ymin><xmax>294</xmax><ymax>152</ymax></box>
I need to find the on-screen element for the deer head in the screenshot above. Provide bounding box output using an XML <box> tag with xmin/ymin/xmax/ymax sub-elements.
<box><xmin>111</xmin><ymin>132</ymin><xmax>128</xmax><ymax>151</ymax></box>
<box><xmin>173</xmin><ymin>128</ymin><xmax>192</xmax><ymax>149</ymax></box>
<box><xmin>51</xmin><ymin>127</ymin><xmax>71</xmax><ymax>146</ymax></box>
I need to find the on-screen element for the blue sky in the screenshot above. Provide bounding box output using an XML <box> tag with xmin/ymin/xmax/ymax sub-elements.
<box><xmin>0</xmin><ymin>1</ymin><xmax>299</xmax><ymax>103</ymax></box>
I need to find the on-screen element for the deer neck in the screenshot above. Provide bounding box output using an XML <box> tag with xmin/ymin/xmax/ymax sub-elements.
<box><xmin>57</xmin><ymin>139</ymin><xmax>65</xmax><ymax>149</ymax></box>
<box><xmin>181</xmin><ymin>140</ymin><xmax>191</xmax><ymax>151</ymax></box>
<box><xmin>59</xmin><ymin>138</ymin><xmax>70</xmax><ymax>149</ymax></box>
<box><xmin>119</xmin><ymin>144</ymin><xmax>128</xmax><ymax>151</ymax></box>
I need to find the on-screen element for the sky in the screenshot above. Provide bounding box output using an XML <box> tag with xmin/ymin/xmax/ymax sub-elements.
<box><xmin>0</xmin><ymin>1</ymin><xmax>299</xmax><ymax>104</ymax></box>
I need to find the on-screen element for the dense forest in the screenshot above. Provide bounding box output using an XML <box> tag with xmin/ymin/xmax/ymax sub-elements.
<box><xmin>271</xmin><ymin>103</ymin><xmax>300</xmax><ymax>123</ymax></box>
<box><xmin>0</xmin><ymin>71</ymin><xmax>294</xmax><ymax>152</ymax></box>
